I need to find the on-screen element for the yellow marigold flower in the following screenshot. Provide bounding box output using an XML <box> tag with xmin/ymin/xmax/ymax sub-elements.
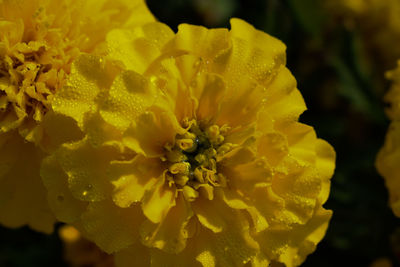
<box><xmin>327</xmin><ymin>0</ymin><xmax>400</xmax><ymax>69</ymax></box>
<box><xmin>370</xmin><ymin>258</ymin><xmax>393</xmax><ymax>267</ymax></box>
<box><xmin>42</xmin><ymin>19</ymin><xmax>336</xmax><ymax>266</ymax></box>
<box><xmin>0</xmin><ymin>0</ymin><xmax>154</xmax><ymax>233</ymax></box>
<box><xmin>0</xmin><ymin>0</ymin><xmax>154</xmax><ymax>142</ymax></box>
<box><xmin>377</xmin><ymin>61</ymin><xmax>400</xmax><ymax>217</ymax></box>
<box><xmin>59</xmin><ymin>225</ymin><xmax>115</xmax><ymax>267</ymax></box>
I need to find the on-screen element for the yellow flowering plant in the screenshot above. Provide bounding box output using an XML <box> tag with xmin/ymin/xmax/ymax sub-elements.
<box><xmin>41</xmin><ymin>18</ymin><xmax>335</xmax><ymax>266</ymax></box>
<box><xmin>327</xmin><ymin>0</ymin><xmax>400</xmax><ymax>69</ymax></box>
<box><xmin>0</xmin><ymin>0</ymin><xmax>154</xmax><ymax>233</ymax></box>
<box><xmin>377</xmin><ymin>61</ymin><xmax>400</xmax><ymax>217</ymax></box>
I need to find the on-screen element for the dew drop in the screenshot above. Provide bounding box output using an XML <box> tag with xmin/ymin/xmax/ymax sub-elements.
<box><xmin>150</xmin><ymin>75</ymin><xmax>158</xmax><ymax>84</ymax></box>
<box><xmin>194</xmin><ymin>59</ymin><xmax>202</xmax><ymax>68</ymax></box>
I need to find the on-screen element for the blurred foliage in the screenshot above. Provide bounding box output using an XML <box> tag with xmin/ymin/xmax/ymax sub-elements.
<box><xmin>1</xmin><ymin>0</ymin><xmax>400</xmax><ymax>266</ymax></box>
<box><xmin>0</xmin><ymin>225</ymin><xmax>65</xmax><ymax>267</ymax></box>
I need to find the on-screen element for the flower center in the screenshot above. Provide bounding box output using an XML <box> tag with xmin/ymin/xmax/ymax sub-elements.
<box><xmin>164</xmin><ymin>120</ymin><xmax>236</xmax><ymax>201</ymax></box>
<box><xmin>0</xmin><ymin>44</ymin><xmax>60</xmax><ymax>137</ymax></box>
<box><xmin>0</xmin><ymin>5</ymin><xmax>80</xmax><ymax>135</ymax></box>
<box><xmin>1</xmin><ymin>46</ymin><xmax>53</xmax><ymax>102</ymax></box>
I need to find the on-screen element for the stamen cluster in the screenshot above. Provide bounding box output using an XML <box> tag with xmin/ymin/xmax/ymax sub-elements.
<box><xmin>164</xmin><ymin>122</ymin><xmax>234</xmax><ymax>201</ymax></box>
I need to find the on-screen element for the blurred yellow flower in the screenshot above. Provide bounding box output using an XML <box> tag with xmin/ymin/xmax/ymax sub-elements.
<box><xmin>42</xmin><ymin>19</ymin><xmax>336</xmax><ymax>266</ymax></box>
<box><xmin>377</xmin><ymin>61</ymin><xmax>400</xmax><ymax>217</ymax></box>
<box><xmin>0</xmin><ymin>0</ymin><xmax>154</xmax><ymax>233</ymax></box>
<box><xmin>59</xmin><ymin>225</ymin><xmax>115</xmax><ymax>267</ymax></box>
<box><xmin>369</xmin><ymin>258</ymin><xmax>393</xmax><ymax>267</ymax></box>
<box><xmin>327</xmin><ymin>0</ymin><xmax>400</xmax><ymax>69</ymax></box>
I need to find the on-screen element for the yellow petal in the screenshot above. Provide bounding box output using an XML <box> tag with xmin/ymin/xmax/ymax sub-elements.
<box><xmin>181</xmin><ymin>17</ymin><xmax>286</xmax><ymax>120</ymax></box>
<box><xmin>215</xmin><ymin>82</ymin><xmax>267</xmax><ymax>128</ymax></box>
<box><xmin>140</xmin><ymin>192</ymin><xmax>193</xmax><ymax>253</ymax></box>
<box><xmin>196</xmin><ymin>249</ymin><xmax>216</xmax><ymax>267</ymax></box>
<box><xmin>0</xmin><ymin>104</ymin><xmax>24</xmax><ymax>133</ymax></box>
<box><xmin>195</xmin><ymin>214</ymin><xmax>259</xmax><ymax>267</ymax></box>
<box><xmin>251</xmin><ymin>186</ymin><xmax>299</xmax><ymax>227</ymax></box>
<box><xmin>218</xmin><ymin>190</ymin><xmax>269</xmax><ymax>234</ymax></box>
<box><xmin>107</xmin><ymin>0</ymin><xmax>156</xmax><ymax>28</ymax></box>
<box><xmin>223</xmin><ymin>124</ymin><xmax>256</xmax><ymax>146</ymax></box>
<box><xmin>141</xmin><ymin>175</ymin><xmax>176</xmax><ymax>224</ymax></box>
<box><xmin>218</xmin><ymin>188</ymin><xmax>249</xmax><ymax>211</ymax></box>
<box><xmin>257</xmin><ymin>132</ymin><xmax>289</xmax><ymax>166</ymax></box>
<box><xmin>229</xmin><ymin>18</ymin><xmax>286</xmax><ymax>86</ymax></box>
<box><xmin>271</xmin><ymin>161</ymin><xmax>320</xmax><ymax>224</ymax></box>
<box><xmin>138</xmin><ymin>216</ymin><xmax>258</xmax><ymax>267</ymax></box>
<box><xmin>149</xmin><ymin>238</ymin><xmax>202</xmax><ymax>267</ymax></box>
<box><xmin>173</xmin><ymin>54</ymin><xmax>203</xmax><ymax>87</ymax></box>
<box><xmin>147</xmin><ymin>55</ymin><xmax>196</xmax><ymax>122</ymax></box>
<box><xmin>52</xmin><ymin>55</ymin><xmax>119</xmax><ymax>128</ymax></box>
<box><xmin>55</xmin><ymin>138</ymin><xmax>120</xmax><ymax>202</ymax></box>
<box><xmin>281</xmin><ymin>122</ymin><xmax>317</xmax><ymax>165</ymax></box>
<box><xmin>107</xmin><ymin>22</ymin><xmax>174</xmax><ymax>73</ymax></box>
<box><xmin>223</xmin><ymin>157</ymin><xmax>272</xmax><ymax>193</ymax></box>
<box><xmin>0</xmin><ymin>132</ymin><xmax>20</xmax><ymax>179</ymax></box>
<box><xmin>0</xmin><ymin>132</ymin><xmax>55</xmax><ymax>233</ymax></box>
<box><xmin>194</xmin><ymin>73</ymin><xmax>226</xmax><ymax>122</ymax></box>
<box><xmin>192</xmin><ymin>190</ymin><xmax>240</xmax><ymax>233</ymax></box>
<box><xmin>82</xmin><ymin>112</ymin><xmax>123</xmax><ymax>148</ymax></box>
<box><xmin>123</xmin><ymin>109</ymin><xmax>182</xmax><ymax>157</ymax></box>
<box><xmin>255</xmin><ymin>207</ymin><xmax>332</xmax><ymax>267</ymax></box>
<box><xmin>251</xmin><ymin>252</ymin><xmax>271</xmax><ymax>267</ymax></box>
<box><xmin>99</xmin><ymin>70</ymin><xmax>157</xmax><ymax>131</ymax></box>
<box><xmin>40</xmin><ymin>111</ymin><xmax>84</xmax><ymax>153</ymax></box>
<box><xmin>315</xmin><ymin>139</ymin><xmax>336</xmax><ymax>204</ymax></box>
<box><xmin>41</xmin><ymin>154</ymin><xmax>88</xmax><ymax>224</ymax></box>
<box><xmin>110</xmin><ymin>156</ymin><xmax>161</xmax><ymax>208</ymax></box>
<box><xmin>114</xmin><ymin>242</ymin><xmax>150</xmax><ymax>267</ymax></box>
<box><xmin>219</xmin><ymin>146</ymin><xmax>255</xmax><ymax>167</ymax></box>
<box><xmin>260</xmin><ymin>67</ymin><xmax>306</xmax><ymax>123</ymax></box>
<box><xmin>246</xmin><ymin>206</ymin><xmax>269</xmax><ymax>234</ymax></box>
<box><xmin>80</xmin><ymin>200</ymin><xmax>144</xmax><ymax>254</ymax></box>
<box><xmin>165</xmin><ymin>24</ymin><xmax>231</xmax><ymax>62</ymax></box>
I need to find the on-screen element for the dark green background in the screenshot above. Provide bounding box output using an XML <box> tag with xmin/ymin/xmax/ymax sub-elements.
<box><xmin>1</xmin><ymin>0</ymin><xmax>399</xmax><ymax>266</ymax></box>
